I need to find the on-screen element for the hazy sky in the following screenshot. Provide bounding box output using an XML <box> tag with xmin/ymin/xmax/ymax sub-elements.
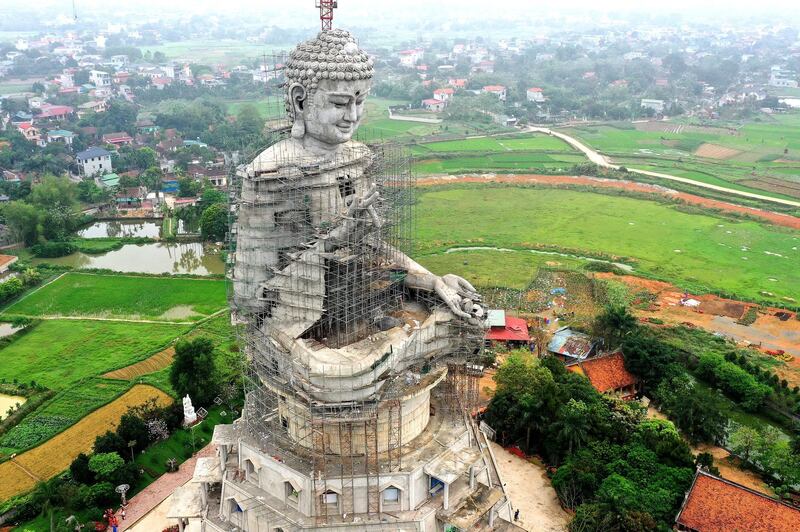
<box><xmin>9</xmin><ymin>0</ymin><xmax>800</xmax><ymax>16</ymax></box>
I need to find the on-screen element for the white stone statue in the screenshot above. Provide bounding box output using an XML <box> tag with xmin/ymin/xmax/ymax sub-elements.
<box><xmin>182</xmin><ymin>394</ymin><xmax>197</xmax><ymax>426</ymax></box>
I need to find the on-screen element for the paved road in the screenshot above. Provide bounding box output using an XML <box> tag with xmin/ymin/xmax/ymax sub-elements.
<box><xmin>526</xmin><ymin>126</ymin><xmax>800</xmax><ymax>208</ymax></box>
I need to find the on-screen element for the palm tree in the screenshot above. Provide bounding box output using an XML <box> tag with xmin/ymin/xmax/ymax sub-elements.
<box><xmin>554</xmin><ymin>399</ymin><xmax>591</xmax><ymax>455</ymax></box>
<box><xmin>31</xmin><ymin>479</ymin><xmax>61</xmax><ymax>532</ymax></box>
<box><xmin>594</xmin><ymin>305</ymin><xmax>637</xmax><ymax>349</ymax></box>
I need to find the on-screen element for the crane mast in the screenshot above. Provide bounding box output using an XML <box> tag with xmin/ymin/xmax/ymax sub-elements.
<box><xmin>316</xmin><ymin>0</ymin><xmax>338</xmax><ymax>30</ymax></box>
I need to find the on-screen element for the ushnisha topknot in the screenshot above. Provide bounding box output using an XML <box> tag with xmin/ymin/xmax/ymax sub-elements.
<box><xmin>283</xmin><ymin>29</ymin><xmax>375</xmax><ymax>121</ymax></box>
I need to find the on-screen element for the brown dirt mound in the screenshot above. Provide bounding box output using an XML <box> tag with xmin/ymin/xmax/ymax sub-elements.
<box><xmin>103</xmin><ymin>347</ymin><xmax>175</xmax><ymax>380</ymax></box>
<box><xmin>699</xmin><ymin>299</ymin><xmax>749</xmax><ymax>320</ymax></box>
<box><xmin>416</xmin><ymin>174</ymin><xmax>800</xmax><ymax>230</ymax></box>
<box><xmin>695</xmin><ymin>143</ymin><xmax>742</xmax><ymax>160</ymax></box>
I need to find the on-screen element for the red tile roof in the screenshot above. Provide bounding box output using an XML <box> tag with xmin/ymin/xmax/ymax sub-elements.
<box><xmin>486</xmin><ymin>316</ymin><xmax>530</xmax><ymax>343</ymax></box>
<box><xmin>484</xmin><ymin>85</ymin><xmax>505</xmax><ymax>91</ymax></box>
<box><xmin>434</xmin><ymin>88</ymin><xmax>455</xmax><ymax>95</ymax></box>
<box><xmin>677</xmin><ymin>470</ymin><xmax>800</xmax><ymax>532</ymax></box>
<box><xmin>570</xmin><ymin>352</ymin><xmax>637</xmax><ymax>393</ymax></box>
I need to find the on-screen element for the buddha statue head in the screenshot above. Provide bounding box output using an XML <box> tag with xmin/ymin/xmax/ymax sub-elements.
<box><xmin>284</xmin><ymin>29</ymin><xmax>374</xmax><ymax>151</ymax></box>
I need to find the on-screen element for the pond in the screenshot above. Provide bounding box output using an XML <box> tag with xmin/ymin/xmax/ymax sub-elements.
<box><xmin>78</xmin><ymin>220</ymin><xmax>162</xmax><ymax>239</ymax></box>
<box><xmin>32</xmin><ymin>242</ymin><xmax>225</xmax><ymax>276</ymax></box>
<box><xmin>0</xmin><ymin>393</ymin><xmax>26</xmax><ymax>420</ymax></box>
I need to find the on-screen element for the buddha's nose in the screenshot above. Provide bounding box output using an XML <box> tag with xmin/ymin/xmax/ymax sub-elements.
<box><xmin>345</xmin><ymin>102</ymin><xmax>358</xmax><ymax>122</ymax></box>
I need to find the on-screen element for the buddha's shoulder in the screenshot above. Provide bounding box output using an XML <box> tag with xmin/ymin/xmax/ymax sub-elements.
<box><xmin>243</xmin><ymin>140</ymin><xmax>373</xmax><ymax>177</ymax></box>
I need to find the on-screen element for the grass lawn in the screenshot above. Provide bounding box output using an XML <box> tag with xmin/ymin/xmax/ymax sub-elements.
<box><xmin>140</xmin><ymin>39</ymin><xmax>289</xmax><ymax>65</ymax></box>
<box><xmin>2</xmin><ymin>273</ymin><xmax>227</xmax><ymax>321</ymax></box>
<box><xmin>224</xmin><ymin>97</ymin><xmax>284</xmax><ymax>120</ymax></box>
<box><xmin>417</xmin><ymin>249</ymin><xmax>588</xmax><ymax>290</ymax></box>
<box><xmin>0</xmin><ymin>81</ymin><xmax>35</xmax><ymax>94</ymax></box>
<box><xmin>415</xmin><ymin>186</ymin><xmax>800</xmax><ymax>305</ymax></box>
<box><xmin>0</xmin><ymin>320</ymin><xmax>190</xmax><ymax>390</ymax></box>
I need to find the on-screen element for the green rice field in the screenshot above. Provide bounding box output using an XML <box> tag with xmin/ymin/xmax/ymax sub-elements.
<box><xmin>0</xmin><ymin>320</ymin><xmax>189</xmax><ymax>389</ymax></box>
<box><xmin>2</xmin><ymin>273</ymin><xmax>227</xmax><ymax>321</ymax></box>
<box><xmin>415</xmin><ymin>186</ymin><xmax>800</xmax><ymax>305</ymax></box>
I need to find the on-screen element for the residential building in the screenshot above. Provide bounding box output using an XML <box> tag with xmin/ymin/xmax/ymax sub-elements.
<box><xmin>102</xmin><ymin>132</ymin><xmax>134</xmax><ymax>147</ymax></box>
<box><xmin>398</xmin><ymin>48</ymin><xmax>424</xmax><ymax>68</ymax></box>
<box><xmin>0</xmin><ymin>254</ymin><xmax>18</xmax><ymax>274</ymax></box>
<box><xmin>675</xmin><ymin>469</ymin><xmax>800</xmax><ymax>531</ymax></box>
<box><xmin>527</xmin><ymin>87</ymin><xmax>545</xmax><ymax>103</ymax></box>
<box><xmin>16</xmin><ymin>123</ymin><xmax>43</xmax><ymax>146</ymax></box>
<box><xmin>46</xmin><ymin>129</ymin><xmax>74</xmax><ymax>146</ymax></box>
<box><xmin>483</xmin><ymin>85</ymin><xmax>507</xmax><ymax>101</ymax></box>
<box><xmin>433</xmin><ymin>88</ymin><xmax>455</xmax><ymax>101</ymax></box>
<box><xmin>567</xmin><ymin>352</ymin><xmax>639</xmax><ymax>399</ymax></box>
<box><xmin>485</xmin><ymin>310</ymin><xmax>530</xmax><ymax>348</ymax></box>
<box><xmin>97</xmin><ymin>172</ymin><xmax>120</xmax><ymax>188</ymax></box>
<box><xmin>547</xmin><ymin>327</ymin><xmax>599</xmax><ymax>361</ymax></box>
<box><xmin>769</xmin><ymin>66</ymin><xmax>799</xmax><ymax>88</ymax></box>
<box><xmin>448</xmin><ymin>78</ymin><xmax>467</xmax><ymax>89</ymax></box>
<box><xmin>640</xmin><ymin>98</ymin><xmax>666</xmax><ymax>113</ymax></box>
<box><xmin>76</xmin><ymin>146</ymin><xmax>112</xmax><ymax>177</ymax></box>
<box><xmin>89</xmin><ymin>70</ymin><xmax>111</xmax><ymax>88</ymax></box>
<box><xmin>36</xmin><ymin>104</ymin><xmax>74</xmax><ymax>121</ymax></box>
<box><xmin>421</xmin><ymin>98</ymin><xmax>447</xmax><ymax>112</ymax></box>
<box><xmin>115</xmin><ymin>186</ymin><xmax>147</xmax><ymax>209</ymax></box>
<box><xmin>77</xmin><ymin>100</ymin><xmax>108</xmax><ymax>116</ymax></box>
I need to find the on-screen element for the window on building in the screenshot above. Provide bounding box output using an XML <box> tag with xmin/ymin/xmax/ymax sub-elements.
<box><xmin>322</xmin><ymin>491</ymin><xmax>338</xmax><ymax>505</ymax></box>
<box><xmin>285</xmin><ymin>482</ymin><xmax>300</xmax><ymax>503</ymax></box>
<box><xmin>382</xmin><ymin>487</ymin><xmax>400</xmax><ymax>503</ymax></box>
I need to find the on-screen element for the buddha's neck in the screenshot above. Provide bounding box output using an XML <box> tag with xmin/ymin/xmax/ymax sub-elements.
<box><xmin>298</xmin><ymin>135</ymin><xmax>344</xmax><ymax>158</ymax></box>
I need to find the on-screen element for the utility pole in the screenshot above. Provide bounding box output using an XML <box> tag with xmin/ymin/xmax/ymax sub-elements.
<box><xmin>316</xmin><ymin>1</ymin><xmax>338</xmax><ymax>30</ymax></box>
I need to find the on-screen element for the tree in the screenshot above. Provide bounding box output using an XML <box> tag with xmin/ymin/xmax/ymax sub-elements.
<box><xmin>170</xmin><ymin>336</ymin><xmax>218</xmax><ymax>406</ymax></box>
<box><xmin>69</xmin><ymin>453</ymin><xmax>94</xmax><ymax>484</ymax></box>
<box><xmin>117</xmin><ymin>412</ymin><xmax>150</xmax><ymax>456</ymax></box>
<box><xmin>1</xmin><ymin>200</ymin><xmax>41</xmax><ymax>245</ymax></box>
<box><xmin>178</xmin><ymin>176</ymin><xmax>201</xmax><ymax>198</ymax></box>
<box><xmin>200</xmin><ymin>203</ymin><xmax>229</xmax><ymax>242</ymax></box>
<box><xmin>93</xmin><ymin>430</ymin><xmax>126</xmax><ymax>455</ymax></box>
<box><xmin>555</xmin><ymin>399</ymin><xmax>591</xmax><ymax>455</ymax></box>
<box><xmin>593</xmin><ymin>305</ymin><xmax>637</xmax><ymax>349</ymax></box>
<box><xmin>88</xmin><ymin>452</ymin><xmax>125</xmax><ymax>483</ymax></box>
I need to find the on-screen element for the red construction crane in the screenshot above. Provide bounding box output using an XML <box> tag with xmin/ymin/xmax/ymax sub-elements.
<box><xmin>316</xmin><ymin>0</ymin><xmax>338</xmax><ymax>30</ymax></box>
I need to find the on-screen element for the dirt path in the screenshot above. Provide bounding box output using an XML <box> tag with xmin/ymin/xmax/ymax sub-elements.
<box><xmin>527</xmin><ymin>126</ymin><xmax>800</xmax><ymax>208</ymax></box>
<box><xmin>0</xmin><ymin>385</ymin><xmax>172</xmax><ymax>502</ymax></box>
<box><xmin>490</xmin><ymin>442</ymin><xmax>569</xmax><ymax>532</ymax></box>
<box><xmin>103</xmin><ymin>347</ymin><xmax>175</xmax><ymax>380</ymax></box>
<box><xmin>417</xmin><ymin>174</ymin><xmax>800</xmax><ymax>230</ymax></box>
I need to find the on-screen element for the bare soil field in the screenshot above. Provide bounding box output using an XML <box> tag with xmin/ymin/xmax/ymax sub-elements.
<box><xmin>739</xmin><ymin>177</ymin><xmax>800</xmax><ymax>199</ymax></box>
<box><xmin>0</xmin><ymin>385</ymin><xmax>172</xmax><ymax>502</ymax></box>
<box><xmin>103</xmin><ymin>347</ymin><xmax>175</xmax><ymax>380</ymax></box>
<box><xmin>634</xmin><ymin>122</ymin><xmax>738</xmax><ymax>136</ymax></box>
<box><xmin>695</xmin><ymin>143</ymin><xmax>743</xmax><ymax>160</ymax></box>
<box><xmin>490</xmin><ymin>442</ymin><xmax>570</xmax><ymax>532</ymax></box>
<box><xmin>416</xmin><ymin>174</ymin><xmax>800</xmax><ymax>230</ymax></box>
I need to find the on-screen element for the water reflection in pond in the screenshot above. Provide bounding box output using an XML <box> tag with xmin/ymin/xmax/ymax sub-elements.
<box><xmin>78</xmin><ymin>220</ymin><xmax>162</xmax><ymax>239</ymax></box>
<box><xmin>32</xmin><ymin>242</ymin><xmax>225</xmax><ymax>275</ymax></box>
<box><xmin>0</xmin><ymin>393</ymin><xmax>26</xmax><ymax>420</ymax></box>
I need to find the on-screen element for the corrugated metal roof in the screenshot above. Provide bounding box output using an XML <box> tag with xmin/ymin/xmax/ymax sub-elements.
<box><xmin>486</xmin><ymin>309</ymin><xmax>506</xmax><ymax>328</ymax></box>
<box><xmin>548</xmin><ymin>328</ymin><xmax>594</xmax><ymax>359</ymax></box>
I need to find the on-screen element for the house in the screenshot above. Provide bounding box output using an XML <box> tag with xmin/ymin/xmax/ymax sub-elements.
<box><xmin>433</xmin><ymin>88</ymin><xmax>455</xmax><ymax>102</ymax></box>
<box><xmin>151</xmin><ymin>77</ymin><xmax>172</xmax><ymax>90</ymax></box>
<box><xmin>115</xmin><ymin>186</ymin><xmax>147</xmax><ymax>208</ymax></box>
<box><xmin>472</xmin><ymin>60</ymin><xmax>495</xmax><ymax>74</ymax></box>
<box><xmin>36</xmin><ymin>104</ymin><xmax>74</xmax><ymax>121</ymax></box>
<box><xmin>640</xmin><ymin>98</ymin><xmax>665</xmax><ymax>113</ymax></box>
<box><xmin>422</xmin><ymin>98</ymin><xmax>447</xmax><ymax>112</ymax></box>
<box><xmin>77</xmin><ymin>100</ymin><xmax>108</xmax><ymax>116</ymax></box>
<box><xmin>483</xmin><ymin>85</ymin><xmax>507</xmax><ymax>101</ymax></box>
<box><xmin>89</xmin><ymin>70</ymin><xmax>111</xmax><ymax>88</ymax></box>
<box><xmin>567</xmin><ymin>352</ymin><xmax>639</xmax><ymax>399</ymax></box>
<box><xmin>448</xmin><ymin>78</ymin><xmax>467</xmax><ymax>89</ymax></box>
<box><xmin>161</xmin><ymin>175</ymin><xmax>179</xmax><ymax>193</ymax></box>
<box><xmin>97</xmin><ymin>172</ymin><xmax>120</xmax><ymax>188</ymax></box>
<box><xmin>485</xmin><ymin>310</ymin><xmax>530</xmax><ymax>348</ymax></box>
<box><xmin>2</xmin><ymin>170</ymin><xmax>21</xmax><ymax>184</ymax></box>
<box><xmin>675</xmin><ymin>469</ymin><xmax>800</xmax><ymax>531</ymax></box>
<box><xmin>0</xmin><ymin>254</ymin><xmax>18</xmax><ymax>274</ymax></box>
<box><xmin>76</xmin><ymin>146</ymin><xmax>112</xmax><ymax>177</ymax></box>
<box><xmin>769</xmin><ymin>66</ymin><xmax>798</xmax><ymax>89</ymax></box>
<box><xmin>16</xmin><ymin>123</ymin><xmax>43</xmax><ymax>146</ymax></box>
<box><xmin>398</xmin><ymin>49</ymin><xmax>424</xmax><ymax>68</ymax></box>
<box><xmin>526</xmin><ymin>87</ymin><xmax>545</xmax><ymax>103</ymax></box>
<box><xmin>46</xmin><ymin>129</ymin><xmax>74</xmax><ymax>146</ymax></box>
<box><xmin>136</xmin><ymin>119</ymin><xmax>159</xmax><ymax>134</ymax></box>
<box><xmin>547</xmin><ymin>327</ymin><xmax>599</xmax><ymax>362</ymax></box>
<box><xmin>102</xmin><ymin>132</ymin><xmax>134</xmax><ymax>147</ymax></box>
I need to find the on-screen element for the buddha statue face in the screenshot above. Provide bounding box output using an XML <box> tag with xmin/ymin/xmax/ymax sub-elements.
<box><xmin>290</xmin><ymin>78</ymin><xmax>370</xmax><ymax>148</ymax></box>
<box><xmin>283</xmin><ymin>29</ymin><xmax>374</xmax><ymax>151</ymax></box>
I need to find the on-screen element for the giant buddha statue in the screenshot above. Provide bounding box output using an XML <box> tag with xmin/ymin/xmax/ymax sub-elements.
<box><xmin>232</xmin><ymin>28</ymin><xmax>485</xmax><ymax>450</ymax></box>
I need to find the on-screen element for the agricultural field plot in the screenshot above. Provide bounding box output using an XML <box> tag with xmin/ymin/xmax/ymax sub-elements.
<box><xmin>415</xmin><ymin>186</ymin><xmax>800</xmax><ymax>305</ymax></box>
<box><xmin>2</xmin><ymin>272</ymin><xmax>227</xmax><ymax>321</ymax></box>
<box><xmin>140</xmin><ymin>39</ymin><xmax>287</xmax><ymax>65</ymax></box>
<box><xmin>413</xmin><ymin>152</ymin><xmax>586</xmax><ymax>174</ymax></box>
<box><xmin>0</xmin><ymin>378</ymin><xmax>130</xmax><ymax>455</ymax></box>
<box><xmin>0</xmin><ymin>81</ymin><xmax>36</xmax><ymax>95</ymax></box>
<box><xmin>411</xmin><ymin>134</ymin><xmax>577</xmax><ymax>154</ymax></box>
<box><xmin>0</xmin><ymin>385</ymin><xmax>171</xmax><ymax>503</ymax></box>
<box><xmin>224</xmin><ymin>97</ymin><xmax>284</xmax><ymax>120</ymax></box>
<box><xmin>0</xmin><ymin>320</ymin><xmax>189</xmax><ymax>389</ymax></box>
<box><xmin>417</xmin><ymin>249</ymin><xmax>588</xmax><ymax>290</ymax></box>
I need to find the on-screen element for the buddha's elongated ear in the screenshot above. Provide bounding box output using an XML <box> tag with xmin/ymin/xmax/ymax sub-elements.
<box><xmin>289</xmin><ymin>83</ymin><xmax>307</xmax><ymax>119</ymax></box>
